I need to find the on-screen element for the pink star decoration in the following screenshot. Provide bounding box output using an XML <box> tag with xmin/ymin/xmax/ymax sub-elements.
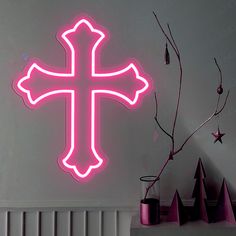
<box><xmin>212</xmin><ymin>127</ymin><xmax>225</xmax><ymax>144</ymax></box>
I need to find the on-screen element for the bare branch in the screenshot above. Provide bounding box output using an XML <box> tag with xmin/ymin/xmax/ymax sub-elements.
<box><xmin>216</xmin><ymin>90</ymin><xmax>230</xmax><ymax>115</ymax></box>
<box><xmin>215</xmin><ymin>94</ymin><xmax>221</xmax><ymax>112</ymax></box>
<box><xmin>214</xmin><ymin>58</ymin><xmax>223</xmax><ymax>85</ymax></box>
<box><xmin>154</xmin><ymin>92</ymin><xmax>173</xmax><ymax>140</ymax></box>
<box><xmin>153</xmin><ymin>11</ymin><xmax>179</xmax><ymax>57</ymax></box>
<box><xmin>171</xmin><ymin>58</ymin><xmax>183</xmax><ymax>138</ymax></box>
<box><xmin>153</xmin><ymin>11</ymin><xmax>183</xmax><ymax>146</ymax></box>
<box><xmin>165</xmin><ymin>23</ymin><xmax>183</xmax><ymax>142</ymax></box>
<box><xmin>167</xmin><ymin>23</ymin><xmax>180</xmax><ymax>56</ymax></box>
<box><xmin>174</xmin><ymin>90</ymin><xmax>229</xmax><ymax>155</ymax></box>
<box><xmin>144</xmin><ymin>158</ymin><xmax>170</xmax><ymax>199</ymax></box>
<box><xmin>174</xmin><ymin>113</ymin><xmax>215</xmax><ymax>155</ymax></box>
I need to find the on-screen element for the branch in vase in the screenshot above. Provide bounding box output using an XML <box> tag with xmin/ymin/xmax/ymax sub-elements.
<box><xmin>144</xmin><ymin>12</ymin><xmax>230</xmax><ymax>200</ymax></box>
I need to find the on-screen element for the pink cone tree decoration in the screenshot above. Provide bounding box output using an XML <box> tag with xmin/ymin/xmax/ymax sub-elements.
<box><xmin>192</xmin><ymin>158</ymin><xmax>210</xmax><ymax>222</ymax></box>
<box><xmin>167</xmin><ymin>190</ymin><xmax>187</xmax><ymax>225</ymax></box>
<box><xmin>144</xmin><ymin>12</ymin><xmax>230</xmax><ymax>200</ymax></box>
<box><xmin>215</xmin><ymin>179</ymin><xmax>236</xmax><ymax>223</ymax></box>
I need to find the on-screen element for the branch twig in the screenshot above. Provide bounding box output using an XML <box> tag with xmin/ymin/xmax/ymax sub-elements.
<box><xmin>214</xmin><ymin>57</ymin><xmax>223</xmax><ymax>85</ymax></box>
<box><xmin>174</xmin><ymin>90</ymin><xmax>229</xmax><ymax>155</ymax></box>
<box><xmin>153</xmin><ymin>11</ymin><xmax>183</xmax><ymax>150</ymax></box>
<box><xmin>154</xmin><ymin>92</ymin><xmax>173</xmax><ymax>140</ymax></box>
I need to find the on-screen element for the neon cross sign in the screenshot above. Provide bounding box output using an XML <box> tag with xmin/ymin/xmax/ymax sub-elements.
<box><xmin>13</xmin><ymin>16</ymin><xmax>150</xmax><ymax>181</ymax></box>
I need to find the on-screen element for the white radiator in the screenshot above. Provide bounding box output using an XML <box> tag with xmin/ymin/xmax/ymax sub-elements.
<box><xmin>0</xmin><ymin>208</ymin><xmax>135</xmax><ymax>236</ymax></box>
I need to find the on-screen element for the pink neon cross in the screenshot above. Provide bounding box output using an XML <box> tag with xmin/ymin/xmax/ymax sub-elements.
<box><xmin>14</xmin><ymin>16</ymin><xmax>150</xmax><ymax>181</ymax></box>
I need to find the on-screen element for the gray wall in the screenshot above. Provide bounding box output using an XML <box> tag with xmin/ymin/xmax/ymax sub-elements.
<box><xmin>0</xmin><ymin>0</ymin><xmax>236</xmax><ymax>207</ymax></box>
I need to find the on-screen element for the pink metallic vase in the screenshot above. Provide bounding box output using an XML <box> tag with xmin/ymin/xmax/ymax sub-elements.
<box><xmin>140</xmin><ymin>176</ymin><xmax>160</xmax><ymax>225</ymax></box>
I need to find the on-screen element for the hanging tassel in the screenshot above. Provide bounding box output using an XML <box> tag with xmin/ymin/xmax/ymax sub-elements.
<box><xmin>165</xmin><ymin>42</ymin><xmax>170</xmax><ymax>65</ymax></box>
<box><xmin>217</xmin><ymin>84</ymin><xmax>223</xmax><ymax>94</ymax></box>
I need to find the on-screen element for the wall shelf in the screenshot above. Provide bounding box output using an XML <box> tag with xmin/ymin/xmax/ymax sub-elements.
<box><xmin>131</xmin><ymin>215</ymin><xmax>236</xmax><ymax>236</ymax></box>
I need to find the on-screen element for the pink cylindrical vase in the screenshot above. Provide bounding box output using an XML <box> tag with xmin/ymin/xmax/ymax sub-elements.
<box><xmin>140</xmin><ymin>176</ymin><xmax>160</xmax><ymax>225</ymax></box>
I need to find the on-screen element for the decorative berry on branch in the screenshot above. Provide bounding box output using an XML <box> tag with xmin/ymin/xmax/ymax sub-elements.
<box><xmin>144</xmin><ymin>11</ymin><xmax>230</xmax><ymax>200</ymax></box>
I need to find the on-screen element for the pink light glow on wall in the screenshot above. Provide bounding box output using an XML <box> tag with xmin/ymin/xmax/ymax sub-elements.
<box><xmin>13</xmin><ymin>16</ymin><xmax>151</xmax><ymax>181</ymax></box>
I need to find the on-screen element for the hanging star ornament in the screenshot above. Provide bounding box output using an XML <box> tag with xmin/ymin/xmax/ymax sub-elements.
<box><xmin>212</xmin><ymin>127</ymin><xmax>225</xmax><ymax>144</ymax></box>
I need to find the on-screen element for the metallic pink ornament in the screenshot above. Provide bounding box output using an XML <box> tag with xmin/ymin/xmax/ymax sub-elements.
<box><xmin>217</xmin><ymin>84</ymin><xmax>223</xmax><ymax>94</ymax></box>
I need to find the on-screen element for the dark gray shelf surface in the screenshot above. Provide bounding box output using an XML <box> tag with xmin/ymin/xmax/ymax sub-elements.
<box><xmin>131</xmin><ymin>215</ymin><xmax>236</xmax><ymax>236</ymax></box>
